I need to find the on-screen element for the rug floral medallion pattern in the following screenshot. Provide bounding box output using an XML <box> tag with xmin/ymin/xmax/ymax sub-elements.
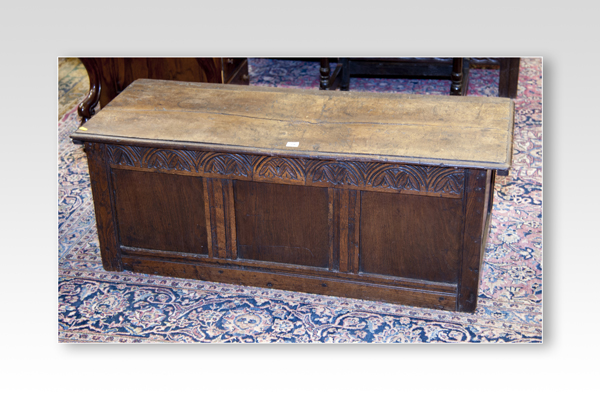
<box><xmin>58</xmin><ymin>58</ymin><xmax>542</xmax><ymax>343</ymax></box>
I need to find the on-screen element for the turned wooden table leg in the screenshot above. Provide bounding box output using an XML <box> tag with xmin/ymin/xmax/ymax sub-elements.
<box><xmin>451</xmin><ymin>58</ymin><xmax>470</xmax><ymax>96</ymax></box>
<box><xmin>77</xmin><ymin>58</ymin><xmax>101</xmax><ymax>125</ymax></box>
<box><xmin>451</xmin><ymin>58</ymin><xmax>464</xmax><ymax>96</ymax></box>
<box><xmin>320</xmin><ymin>58</ymin><xmax>330</xmax><ymax>90</ymax></box>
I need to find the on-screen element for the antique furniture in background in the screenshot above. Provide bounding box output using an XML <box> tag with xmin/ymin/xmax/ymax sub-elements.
<box><xmin>71</xmin><ymin>79</ymin><xmax>514</xmax><ymax>313</ymax></box>
<box><xmin>319</xmin><ymin>57</ymin><xmax>520</xmax><ymax>98</ymax></box>
<box><xmin>77</xmin><ymin>57</ymin><xmax>249</xmax><ymax>123</ymax></box>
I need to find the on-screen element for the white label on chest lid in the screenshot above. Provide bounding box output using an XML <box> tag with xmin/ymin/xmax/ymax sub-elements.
<box><xmin>286</xmin><ymin>142</ymin><xmax>300</xmax><ymax>147</ymax></box>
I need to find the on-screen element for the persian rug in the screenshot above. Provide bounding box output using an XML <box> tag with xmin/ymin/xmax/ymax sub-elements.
<box><xmin>58</xmin><ymin>58</ymin><xmax>542</xmax><ymax>343</ymax></box>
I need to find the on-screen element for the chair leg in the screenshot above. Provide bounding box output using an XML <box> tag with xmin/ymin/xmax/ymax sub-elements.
<box><xmin>498</xmin><ymin>58</ymin><xmax>520</xmax><ymax>98</ymax></box>
<box><xmin>77</xmin><ymin>58</ymin><xmax>101</xmax><ymax>124</ymax></box>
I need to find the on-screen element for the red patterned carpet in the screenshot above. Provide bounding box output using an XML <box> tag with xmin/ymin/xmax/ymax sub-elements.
<box><xmin>58</xmin><ymin>58</ymin><xmax>542</xmax><ymax>343</ymax></box>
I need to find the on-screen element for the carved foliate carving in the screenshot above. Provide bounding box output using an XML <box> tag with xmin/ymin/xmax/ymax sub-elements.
<box><xmin>427</xmin><ymin>167</ymin><xmax>465</xmax><ymax>196</ymax></box>
<box><xmin>253</xmin><ymin>156</ymin><xmax>305</xmax><ymax>182</ymax></box>
<box><xmin>309</xmin><ymin>161</ymin><xmax>365</xmax><ymax>186</ymax></box>
<box><xmin>200</xmin><ymin>153</ymin><xmax>252</xmax><ymax>177</ymax></box>
<box><xmin>143</xmin><ymin>148</ymin><xmax>196</xmax><ymax>172</ymax></box>
<box><xmin>107</xmin><ymin>145</ymin><xmax>251</xmax><ymax>178</ymax></box>
<box><xmin>106</xmin><ymin>145</ymin><xmax>138</xmax><ymax>167</ymax></box>
<box><xmin>106</xmin><ymin>144</ymin><xmax>464</xmax><ymax>197</ymax></box>
<box><xmin>366</xmin><ymin>164</ymin><xmax>464</xmax><ymax>196</ymax></box>
<box><xmin>367</xmin><ymin>164</ymin><xmax>425</xmax><ymax>191</ymax></box>
<box><xmin>308</xmin><ymin>161</ymin><xmax>464</xmax><ymax>197</ymax></box>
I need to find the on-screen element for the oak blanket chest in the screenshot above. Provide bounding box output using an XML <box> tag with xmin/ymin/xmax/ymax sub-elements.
<box><xmin>71</xmin><ymin>79</ymin><xmax>514</xmax><ymax>312</ymax></box>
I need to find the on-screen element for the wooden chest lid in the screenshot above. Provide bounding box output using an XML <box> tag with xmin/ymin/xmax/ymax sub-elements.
<box><xmin>72</xmin><ymin>79</ymin><xmax>514</xmax><ymax>170</ymax></box>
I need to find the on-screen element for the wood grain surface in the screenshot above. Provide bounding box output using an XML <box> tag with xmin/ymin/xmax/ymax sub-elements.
<box><xmin>73</xmin><ymin>79</ymin><xmax>514</xmax><ymax>171</ymax></box>
<box><xmin>234</xmin><ymin>181</ymin><xmax>330</xmax><ymax>268</ymax></box>
<box><xmin>360</xmin><ymin>191</ymin><xmax>463</xmax><ymax>283</ymax></box>
<box><xmin>112</xmin><ymin>169</ymin><xmax>208</xmax><ymax>254</ymax></box>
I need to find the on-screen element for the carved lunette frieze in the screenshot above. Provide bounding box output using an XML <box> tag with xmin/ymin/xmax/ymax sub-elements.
<box><xmin>106</xmin><ymin>145</ymin><xmax>464</xmax><ymax>197</ymax></box>
<box><xmin>106</xmin><ymin>146</ymin><xmax>252</xmax><ymax>178</ymax></box>
<box><xmin>306</xmin><ymin>160</ymin><xmax>464</xmax><ymax>197</ymax></box>
<box><xmin>365</xmin><ymin>164</ymin><xmax>465</xmax><ymax>197</ymax></box>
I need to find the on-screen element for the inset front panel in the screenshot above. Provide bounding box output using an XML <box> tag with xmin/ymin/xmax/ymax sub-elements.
<box><xmin>360</xmin><ymin>191</ymin><xmax>463</xmax><ymax>283</ymax></box>
<box><xmin>112</xmin><ymin>169</ymin><xmax>208</xmax><ymax>254</ymax></box>
<box><xmin>235</xmin><ymin>181</ymin><xmax>329</xmax><ymax>268</ymax></box>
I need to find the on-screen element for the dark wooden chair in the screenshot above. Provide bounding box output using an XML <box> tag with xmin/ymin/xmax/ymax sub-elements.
<box><xmin>77</xmin><ymin>57</ymin><xmax>249</xmax><ymax>124</ymax></box>
<box><xmin>320</xmin><ymin>57</ymin><xmax>520</xmax><ymax>98</ymax></box>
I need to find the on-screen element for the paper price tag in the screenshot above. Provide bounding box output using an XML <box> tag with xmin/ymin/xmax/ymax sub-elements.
<box><xmin>286</xmin><ymin>142</ymin><xmax>299</xmax><ymax>147</ymax></box>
